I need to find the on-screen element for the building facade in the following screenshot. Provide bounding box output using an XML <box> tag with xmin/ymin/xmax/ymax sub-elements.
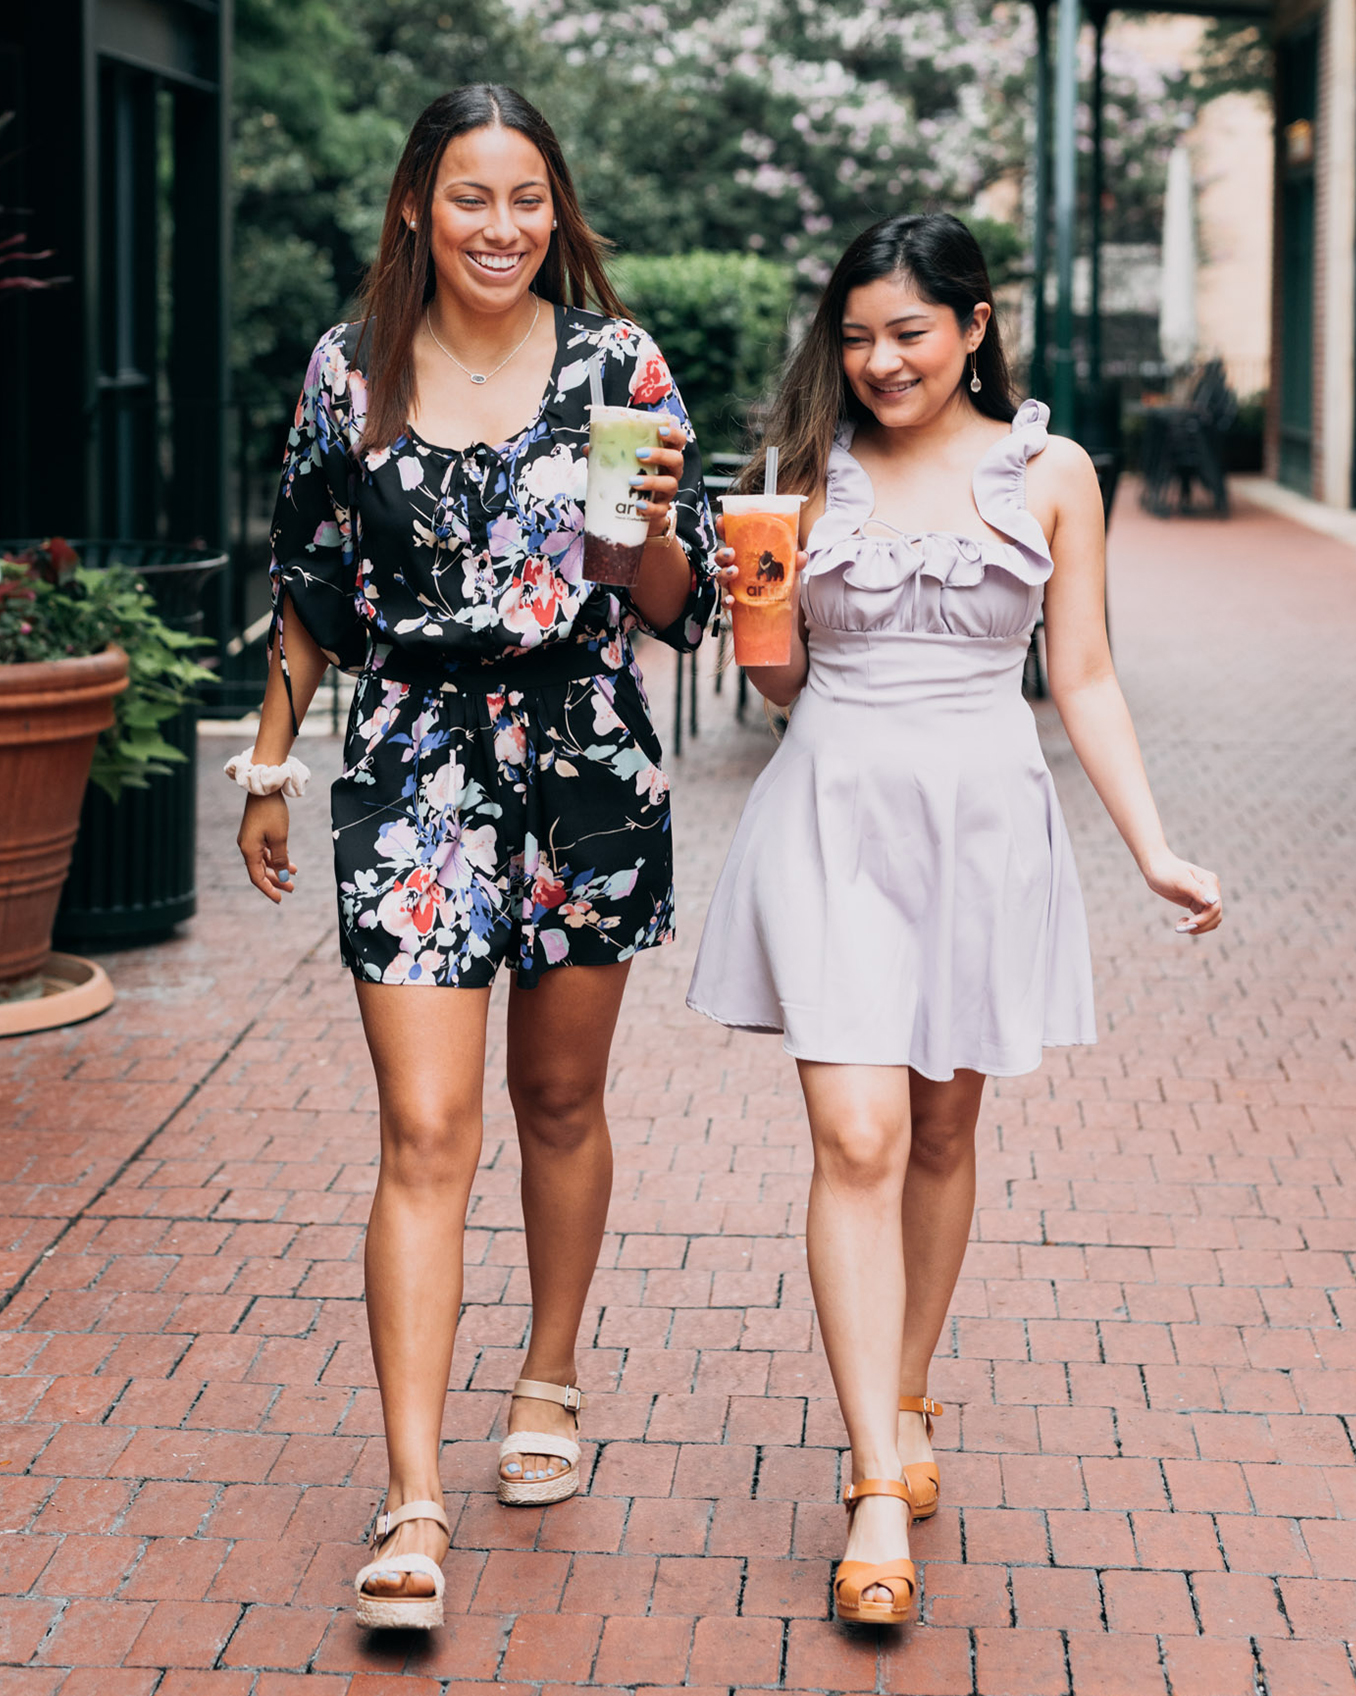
<box><xmin>0</xmin><ymin>1</ymin><xmax>230</xmax><ymax>546</ymax></box>
<box><xmin>1270</xmin><ymin>0</ymin><xmax>1355</xmax><ymax>505</ymax></box>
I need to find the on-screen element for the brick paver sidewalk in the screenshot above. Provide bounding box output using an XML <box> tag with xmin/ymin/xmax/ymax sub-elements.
<box><xmin>2</xmin><ymin>487</ymin><xmax>1354</xmax><ymax>1696</ymax></box>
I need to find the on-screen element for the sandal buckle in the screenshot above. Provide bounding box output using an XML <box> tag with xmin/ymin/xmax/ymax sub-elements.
<box><xmin>562</xmin><ymin>1384</ymin><xmax>583</xmax><ymax>1412</ymax></box>
<box><xmin>372</xmin><ymin>1510</ymin><xmax>391</xmax><ymax>1547</ymax></box>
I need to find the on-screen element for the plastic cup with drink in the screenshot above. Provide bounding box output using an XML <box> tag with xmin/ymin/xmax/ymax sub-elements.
<box><xmin>720</xmin><ymin>446</ymin><xmax>805</xmax><ymax>667</ymax></box>
<box><xmin>582</xmin><ymin>358</ymin><xmax>662</xmax><ymax>587</ymax></box>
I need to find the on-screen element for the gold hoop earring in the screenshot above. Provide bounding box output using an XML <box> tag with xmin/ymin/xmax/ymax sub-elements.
<box><xmin>969</xmin><ymin>352</ymin><xmax>982</xmax><ymax>395</ymax></box>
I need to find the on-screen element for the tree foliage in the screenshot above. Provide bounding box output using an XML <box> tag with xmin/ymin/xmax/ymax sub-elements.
<box><xmin>529</xmin><ymin>0</ymin><xmax>1036</xmax><ymax>280</ymax></box>
<box><xmin>612</xmin><ymin>252</ymin><xmax>794</xmax><ymax>451</ymax></box>
<box><xmin>232</xmin><ymin>0</ymin><xmax>1036</xmax><ymax>480</ymax></box>
<box><xmin>1184</xmin><ymin>21</ymin><xmax>1272</xmax><ymax>106</ymax></box>
<box><xmin>231</xmin><ymin>0</ymin><xmax>1204</xmax><ymax>483</ymax></box>
<box><xmin>232</xmin><ymin>0</ymin><xmax>395</xmax><ymax>471</ymax></box>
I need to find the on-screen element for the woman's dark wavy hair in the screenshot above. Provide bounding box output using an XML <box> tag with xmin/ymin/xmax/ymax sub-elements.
<box><xmin>740</xmin><ymin>212</ymin><xmax>1017</xmax><ymax>497</ymax></box>
<box><xmin>356</xmin><ymin>84</ymin><xmax>625</xmax><ymax>453</ymax></box>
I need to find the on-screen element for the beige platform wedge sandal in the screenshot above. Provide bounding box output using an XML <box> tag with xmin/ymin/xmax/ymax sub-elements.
<box><xmin>497</xmin><ymin>1378</ymin><xmax>586</xmax><ymax>1506</ymax></box>
<box><xmin>353</xmin><ymin>1498</ymin><xmax>450</xmax><ymax>1630</ymax></box>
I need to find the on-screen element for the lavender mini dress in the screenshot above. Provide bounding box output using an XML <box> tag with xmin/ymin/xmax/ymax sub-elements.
<box><xmin>687</xmin><ymin>399</ymin><xmax>1097</xmax><ymax>1079</ymax></box>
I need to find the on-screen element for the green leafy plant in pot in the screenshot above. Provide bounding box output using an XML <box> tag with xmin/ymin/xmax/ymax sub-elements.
<box><xmin>0</xmin><ymin>539</ymin><xmax>213</xmax><ymax>986</ymax></box>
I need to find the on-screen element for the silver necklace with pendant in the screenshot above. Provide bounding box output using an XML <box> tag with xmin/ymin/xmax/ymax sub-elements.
<box><xmin>425</xmin><ymin>295</ymin><xmax>540</xmax><ymax>385</ymax></box>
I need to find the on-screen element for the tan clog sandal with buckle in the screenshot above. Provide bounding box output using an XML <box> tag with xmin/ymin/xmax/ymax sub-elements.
<box><xmin>898</xmin><ymin>1395</ymin><xmax>945</xmax><ymax>1521</ymax></box>
<box><xmin>497</xmin><ymin>1378</ymin><xmax>586</xmax><ymax>1506</ymax></box>
<box><xmin>354</xmin><ymin>1498</ymin><xmax>450</xmax><ymax>1630</ymax></box>
<box><xmin>834</xmin><ymin>1476</ymin><xmax>918</xmax><ymax>1627</ymax></box>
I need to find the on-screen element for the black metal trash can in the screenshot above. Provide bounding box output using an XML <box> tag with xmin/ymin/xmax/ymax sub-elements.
<box><xmin>1</xmin><ymin>541</ymin><xmax>229</xmax><ymax>950</ymax></box>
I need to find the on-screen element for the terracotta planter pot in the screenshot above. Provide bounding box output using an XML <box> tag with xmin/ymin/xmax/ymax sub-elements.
<box><xmin>0</xmin><ymin>648</ymin><xmax>129</xmax><ymax>983</ymax></box>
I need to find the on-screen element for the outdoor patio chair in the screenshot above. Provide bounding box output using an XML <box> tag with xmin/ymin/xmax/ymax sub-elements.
<box><xmin>1138</xmin><ymin>360</ymin><xmax>1237</xmax><ymax>520</ymax></box>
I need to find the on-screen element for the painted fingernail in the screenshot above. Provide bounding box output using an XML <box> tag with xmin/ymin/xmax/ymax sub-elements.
<box><xmin>1176</xmin><ymin>919</ymin><xmax>1198</xmax><ymax>932</ymax></box>
<box><xmin>658</xmin><ymin>424</ymin><xmax>672</xmax><ymax>436</ymax></box>
<box><xmin>629</xmin><ymin>476</ymin><xmax>647</xmax><ymax>487</ymax></box>
<box><xmin>636</xmin><ymin>447</ymin><xmax>652</xmax><ymax>459</ymax></box>
<box><xmin>277</xmin><ymin>868</ymin><xmax>291</xmax><ymax>884</ymax></box>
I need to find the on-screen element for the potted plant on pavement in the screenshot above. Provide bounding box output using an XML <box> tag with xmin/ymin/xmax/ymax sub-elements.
<box><xmin>45</xmin><ymin>541</ymin><xmax>227</xmax><ymax>950</ymax></box>
<box><xmin>0</xmin><ymin>539</ymin><xmax>212</xmax><ymax>1031</ymax></box>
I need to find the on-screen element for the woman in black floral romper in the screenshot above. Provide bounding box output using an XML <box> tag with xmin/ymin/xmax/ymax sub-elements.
<box><xmin>288</xmin><ymin>307</ymin><xmax>705</xmax><ymax>988</ymax></box>
<box><xmin>235</xmin><ymin>86</ymin><xmax>717</xmax><ymax>1624</ymax></box>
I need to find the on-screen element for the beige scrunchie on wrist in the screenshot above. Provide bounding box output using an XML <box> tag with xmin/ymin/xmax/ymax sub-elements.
<box><xmin>224</xmin><ymin>749</ymin><xmax>311</xmax><ymax>798</ymax></box>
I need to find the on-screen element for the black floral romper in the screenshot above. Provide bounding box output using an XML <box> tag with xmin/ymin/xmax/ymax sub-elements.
<box><xmin>269</xmin><ymin>304</ymin><xmax>719</xmax><ymax>988</ymax></box>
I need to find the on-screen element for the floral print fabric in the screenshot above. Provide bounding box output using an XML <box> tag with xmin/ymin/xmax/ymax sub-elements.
<box><xmin>333</xmin><ymin>662</ymin><xmax>675</xmax><ymax>987</ymax></box>
<box><xmin>269</xmin><ymin>302</ymin><xmax>717</xmax><ymax>675</ymax></box>
<box><xmin>268</xmin><ymin>303</ymin><xmax>718</xmax><ymax>988</ymax></box>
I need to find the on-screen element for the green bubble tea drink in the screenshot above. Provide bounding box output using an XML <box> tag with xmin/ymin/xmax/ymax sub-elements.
<box><xmin>721</xmin><ymin>494</ymin><xmax>806</xmax><ymax>666</ymax></box>
<box><xmin>583</xmin><ymin>406</ymin><xmax>662</xmax><ymax>586</ymax></box>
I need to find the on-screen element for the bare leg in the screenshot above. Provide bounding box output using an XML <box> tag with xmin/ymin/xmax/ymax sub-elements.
<box><xmin>897</xmin><ymin>1069</ymin><xmax>985</xmax><ymax>1473</ymax></box>
<box><xmin>499</xmin><ymin>961</ymin><xmax>630</xmax><ymax>1482</ymax></box>
<box><xmin>356</xmin><ymin>979</ymin><xmax>492</xmax><ymax>1598</ymax></box>
<box><xmin>798</xmin><ymin>1060</ymin><xmax>913</xmax><ymax>1607</ymax></box>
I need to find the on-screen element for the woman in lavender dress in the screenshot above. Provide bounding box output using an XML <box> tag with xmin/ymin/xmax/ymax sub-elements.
<box><xmin>688</xmin><ymin>214</ymin><xmax>1222</xmax><ymax>1625</ymax></box>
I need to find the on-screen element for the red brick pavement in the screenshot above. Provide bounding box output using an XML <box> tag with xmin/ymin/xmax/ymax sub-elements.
<box><xmin>2</xmin><ymin>486</ymin><xmax>1354</xmax><ymax>1694</ymax></box>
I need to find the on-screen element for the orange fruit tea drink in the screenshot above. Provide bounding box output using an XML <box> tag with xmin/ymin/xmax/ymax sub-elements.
<box><xmin>720</xmin><ymin>495</ymin><xmax>807</xmax><ymax>666</ymax></box>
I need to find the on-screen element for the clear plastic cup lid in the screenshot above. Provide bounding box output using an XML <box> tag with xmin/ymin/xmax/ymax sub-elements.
<box><xmin>719</xmin><ymin>494</ymin><xmax>807</xmax><ymax>515</ymax></box>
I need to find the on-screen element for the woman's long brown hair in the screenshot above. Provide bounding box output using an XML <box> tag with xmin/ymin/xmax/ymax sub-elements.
<box><xmin>739</xmin><ymin>212</ymin><xmax>1017</xmax><ymax>496</ymax></box>
<box><xmin>356</xmin><ymin>85</ymin><xmax>626</xmax><ymax>454</ymax></box>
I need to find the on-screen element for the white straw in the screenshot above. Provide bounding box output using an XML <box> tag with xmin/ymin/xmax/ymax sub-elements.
<box><xmin>764</xmin><ymin>444</ymin><xmax>779</xmax><ymax>496</ymax></box>
<box><xmin>589</xmin><ymin>355</ymin><xmax>605</xmax><ymax>409</ymax></box>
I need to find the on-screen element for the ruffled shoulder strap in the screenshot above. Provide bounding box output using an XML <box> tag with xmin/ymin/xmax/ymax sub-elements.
<box><xmin>824</xmin><ymin>422</ymin><xmax>874</xmax><ymax>520</ymax></box>
<box><xmin>972</xmin><ymin>398</ymin><xmax>1053</xmax><ymax>582</ymax></box>
<box><xmin>803</xmin><ymin>422</ymin><xmax>877</xmax><ymax>574</ymax></box>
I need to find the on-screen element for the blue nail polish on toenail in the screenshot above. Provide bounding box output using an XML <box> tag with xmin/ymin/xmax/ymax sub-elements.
<box><xmin>505</xmin><ymin>1462</ymin><xmax>520</xmax><ymax>1473</ymax></box>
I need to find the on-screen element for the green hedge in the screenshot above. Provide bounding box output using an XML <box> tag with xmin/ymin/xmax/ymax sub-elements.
<box><xmin>611</xmin><ymin>251</ymin><xmax>793</xmax><ymax>454</ymax></box>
